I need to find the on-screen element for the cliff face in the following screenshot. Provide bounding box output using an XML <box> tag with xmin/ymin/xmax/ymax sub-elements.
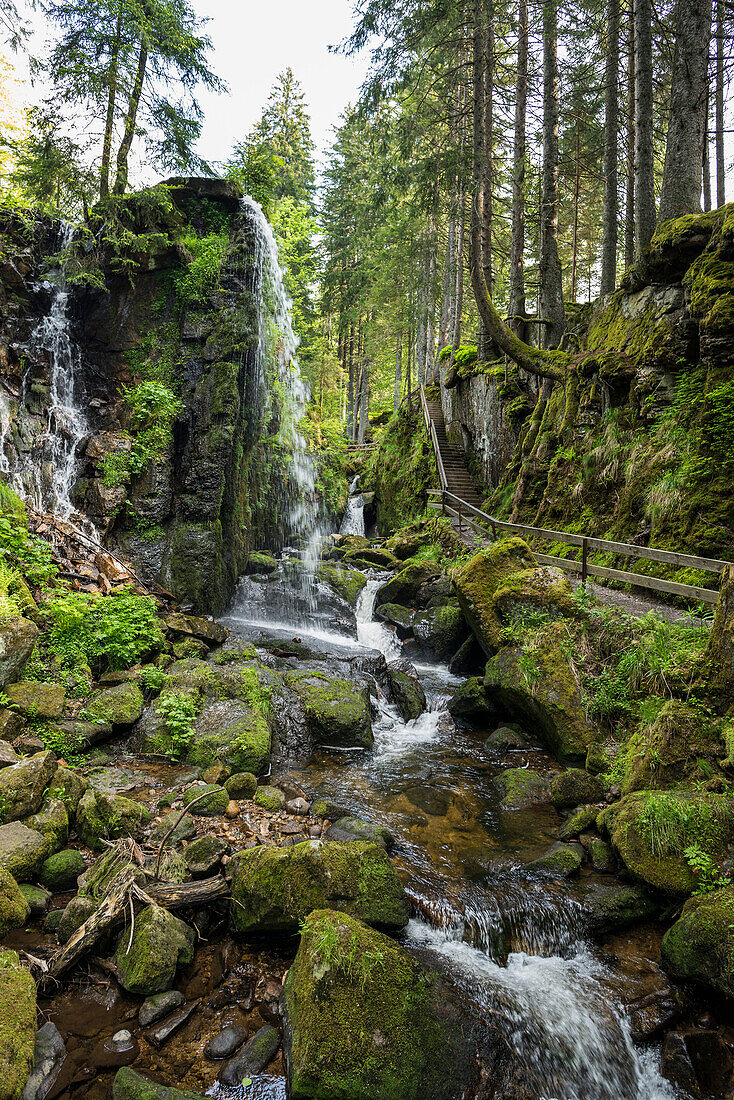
<box><xmin>0</xmin><ymin>179</ymin><xmax>297</xmax><ymax>613</ymax></box>
<box><xmin>440</xmin><ymin>207</ymin><xmax>734</xmax><ymax>581</ymax></box>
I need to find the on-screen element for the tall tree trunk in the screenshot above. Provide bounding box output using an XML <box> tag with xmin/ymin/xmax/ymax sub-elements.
<box><xmin>426</xmin><ymin>243</ymin><xmax>437</xmax><ymax>380</ymax></box>
<box><xmin>716</xmin><ymin>0</ymin><xmax>725</xmax><ymax>205</ymax></box>
<box><xmin>358</xmin><ymin>361</ymin><xmax>369</xmax><ymax>444</ymax></box>
<box><xmin>601</xmin><ymin>0</ymin><xmax>620</xmax><ymax>294</ymax></box>
<box><xmin>439</xmin><ymin>188</ymin><xmax>458</xmax><ymax>353</ymax></box>
<box><xmin>658</xmin><ymin>0</ymin><xmax>713</xmax><ymax>223</ymax></box>
<box><xmin>452</xmin><ymin>180</ymin><xmax>466</xmax><ymax>356</ymax></box>
<box><xmin>346</xmin><ymin>324</ymin><xmax>355</xmax><ymax>441</ymax></box>
<box><xmin>625</xmin><ymin>0</ymin><xmax>636</xmax><ymax>269</ymax></box>
<box><xmin>406</xmin><ymin>324</ymin><xmax>413</xmax><ymax>411</ymax></box>
<box><xmin>394</xmin><ymin>327</ymin><xmax>402</xmax><ymax>412</ymax></box>
<box><xmin>100</xmin><ymin>0</ymin><xmax>124</xmax><ymax>202</ymax></box>
<box><xmin>113</xmin><ymin>32</ymin><xmax>148</xmax><ymax>195</ymax></box>
<box><xmin>634</xmin><ymin>0</ymin><xmax>656</xmax><ymax>253</ymax></box>
<box><xmin>474</xmin><ymin>0</ymin><xmax>495</xmax><ymax>362</ymax></box>
<box><xmin>571</xmin><ymin>110</ymin><xmax>581</xmax><ymax>301</ymax></box>
<box><xmin>539</xmin><ymin>0</ymin><xmax>565</xmax><ymax>348</ymax></box>
<box><xmin>509</xmin><ymin>0</ymin><xmax>529</xmax><ymax>337</ymax></box>
<box><xmin>703</xmin><ymin>100</ymin><xmax>712</xmax><ymax>212</ymax></box>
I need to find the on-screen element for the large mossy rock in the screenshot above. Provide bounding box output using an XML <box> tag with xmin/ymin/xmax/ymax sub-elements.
<box><xmin>0</xmin><ymin>617</ymin><xmax>38</xmax><ymax>690</ymax></box>
<box><xmin>497</xmin><ymin>768</ymin><xmax>551</xmax><ymax>809</ymax></box>
<box><xmin>484</xmin><ymin>623</ymin><xmax>595</xmax><ymax>763</ymax></box>
<box><xmin>453</xmin><ymin>537</ymin><xmax>537</xmax><ymax>655</ymax></box>
<box><xmin>87</xmin><ymin>682</ymin><xmax>144</xmax><ymax>727</ymax></box>
<box><xmin>285</xmin><ymin>672</ymin><xmax>373</xmax><ymax>749</ymax></box>
<box><xmin>661</xmin><ymin>886</ymin><xmax>734</xmax><ymax>998</ymax></box>
<box><xmin>112</xmin><ymin>1067</ymin><xmax>208</xmax><ymax>1100</ymax></box>
<box><xmin>0</xmin><ymin>948</ymin><xmax>36</xmax><ymax>1100</ymax></box>
<box><xmin>20</xmin><ymin>798</ymin><xmax>69</xmax><ymax>853</ymax></box>
<box><xmin>75</xmin><ymin>789</ymin><xmax>150</xmax><ymax>851</ymax></box>
<box><xmin>316</xmin><ymin>563</ymin><xmax>367</xmax><ymax>608</ymax></box>
<box><xmin>412</xmin><ymin>601</ymin><xmax>469</xmax><ymax>662</ymax></box>
<box><xmin>0</xmin><ymin>867</ymin><xmax>29</xmax><ymax>936</ymax></box>
<box><xmin>0</xmin><ymin>751</ymin><xmax>56</xmax><ymax>822</ymax></box>
<box><xmin>164</xmin><ymin>612</ymin><xmax>227</xmax><ymax>645</ymax></box>
<box><xmin>115</xmin><ymin>904</ymin><xmax>195</xmax><ymax>995</ymax></box>
<box><xmin>583</xmin><ymin>881</ymin><xmax>661</xmax><ymax>935</ymax></box>
<box><xmin>375</xmin><ymin>602</ymin><xmax>415</xmax><ymax>638</ymax></box>
<box><xmin>229</xmin><ymin>839</ymin><xmax>409</xmax><ymax>934</ymax></box>
<box><xmin>699</xmin><ymin>563</ymin><xmax>734</xmax><ymax>703</ymax></box>
<box><xmin>550</xmin><ymin>769</ymin><xmax>604</xmax><ymax>808</ymax></box>
<box><xmin>282</xmin><ymin>909</ymin><xmax>471</xmax><ymax>1100</ymax></box>
<box><xmin>0</xmin><ymin>822</ymin><xmax>51</xmax><ymax>882</ymax></box>
<box><xmin>386</xmin><ymin>665</ymin><xmax>426</xmax><ymax>721</ymax></box>
<box><xmin>48</xmin><ymin>765</ymin><xmax>88</xmax><ymax>817</ymax></box>
<box><xmin>601</xmin><ymin>790</ymin><xmax>734</xmax><ymax>895</ymax></box>
<box><xmin>374</xmin><ymin>562</ymin><xmax>441</xmax><ymax>610</ymax></box>
<box><xmin>4</xmin><ymin>681</ymin><xmax>64</xmax><ymax>719</ymax></box>
<box><xmin>39</xmin><ymin>849</ymin><xmax>86</xmax><ymax>892</ymax></box>
<box><xmin>623</xmin><ymin>700</ymin><xmax>727</xmax><ymax>792</ymax></box>
<box><xmin>448</xmin><ymin>677</ymin><xmax>496</xmax><ymax>723</ymax></box>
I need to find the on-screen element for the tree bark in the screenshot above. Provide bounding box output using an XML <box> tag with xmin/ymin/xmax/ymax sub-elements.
<box><xmin>716</xmin><ymin>0</ymin><xmax>725</xmax><ymax>206</ymax></box>
<box><xmin>394</xmin><ymin>327</ymin><xmax>402</xmax><ymax>412</ymax></box>
<box><xmin>358</xmin><ymin>360</ymin><xmax>369</xmax><ymax>443</ymax></box>
<box><xmin>658</xmin><ymin>0</ymin><xmax>713</xmax><ymax>224</ymax></box>
<box><xmin>509</xmin><ymin>0</ymin><xmax>529</xmax><ymax>337</ymax></box>
<box><xmin>474</xmin><ymin>0</ymin><xmax>495</xmax><ymax>362</ymax></box>
<box><xmin>346</xmin><ymin>324</ymin><xmax>355</xmax><ymax>441</ymax></box>
<box><xmin>571</xmin><ymin>110</ymin><xmax>581</xmax><ymax>301</ymax></box>
<box><xmin>113</xmin><ymin>32</ymin><xmax>148</xmax><ymax>194</ymax></box>
<box><xmin>451</xmin><ymin>179</ymin><xmax>466</xmax><ymax>357</ymax></box>
<box><xmin>634</xmin><ymin>0</ymin><xmax>656</xmax><ymax>255</ymax></box>
<box><xmin>539</xmin><ymin>0</ymin><xmax>565</xmax><ymax>348</ymax></box>
<box><xmin>601</xmin><ymin>0</ymin><xmax>620</xmax><ymax>294</ymax></box>
<box><xmin>625</xmin><ymin>0</ymin><xmax>636</xmax><ymax>269</ymax></box>
<box><xmin>100</xmin><ymin>0</ymin><xmax>124</xmax><ymax>202</ymax></box>
<box><xmin>703</xmin><ymin>99</ymin><xmax>712</xmax><ymax>212</ymax></box>
<box><xmin>439</xmin><ymin>188</ymin><xmax>457</xmax><ymax>353</ymax></box>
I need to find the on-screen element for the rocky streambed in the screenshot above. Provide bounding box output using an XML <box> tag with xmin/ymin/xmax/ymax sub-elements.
<box><xmin>1</xmin><ymin>530</ymin><xmax>733</xmax><ymax>1099</ymax></box>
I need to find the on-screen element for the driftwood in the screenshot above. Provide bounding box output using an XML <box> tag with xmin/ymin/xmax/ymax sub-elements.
<box><xmin>152</xmin><ymin>788</ymin><xmax>222</xmax><ymax>880</ymax></box>
<box><xmin>43</xmin><ymin>872</ymin><xmax>229</xmax><ymax>987</ymax></box>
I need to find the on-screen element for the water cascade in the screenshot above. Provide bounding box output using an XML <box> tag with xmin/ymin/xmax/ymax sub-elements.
<box><xmin>340</xmin><ymin>474</ymin><xmax>365</xmax><ymax>536</ymax></box>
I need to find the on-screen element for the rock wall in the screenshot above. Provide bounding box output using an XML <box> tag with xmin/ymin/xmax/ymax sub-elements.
<box><xmin>0</xmin><ymin>180</ymin><xmax>297</xmax><ymax>613</ymax></box>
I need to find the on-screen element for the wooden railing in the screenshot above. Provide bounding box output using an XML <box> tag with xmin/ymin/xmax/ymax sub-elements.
<box><xmin>428</xmin><ymin>488</ymin><xmax>730</xmax><ymax>605</ymax></box>
<box><xmin>419</xmin><ymin>386</ymin><xmax>448</xmax><ymax>492</ymax></box>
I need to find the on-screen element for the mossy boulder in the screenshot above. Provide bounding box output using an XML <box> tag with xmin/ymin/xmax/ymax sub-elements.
<box><xmin>448</xmin><ymin>677</ymin><xmax>496</xmax><ymax>723</ymax></box>
<box><xmin>0</xmin><ymin>948</ymin><xmax>36</xmax><ymax>1100</ymax></box>
<box><xmin>57</xmin><ymin>895</ymin><xmax>97</xmax><ymax>943</ymax></box>
<box><xmin>558</xmin><ymin>805</ymin><xmax>598</xmax><ymax>840</ymax></box>
<box><xmin>285</xmin><ymin>671</ymin><xmax>373</xmax><ymax>749</ymax></box>
<box><xmin>188</xmin><ymin>698</ymin><xmax>272</xmax><ymax>775</ymax></box>
<box><xmin>527</xmin><ymin>842</ymin><xmax>583</xmax><ymax>877</ymax></box>
<box><xmin>0</xmin><ymin>751</ymin><xmax>57</xmax><ymax>822</ymax></box>
<box><xmin>413</xmin><ymin>602</ymin><xmax>469</xmax><ymax>662</ymax></box>
<box><xmin>163</xmin><ymin>612</ymin><xmax>227</xmax><ymax>645</ymax></box>
<box><xmin>253</xmin><ymin>785</ymin><xmax>286</xmax><ymax>812</ymax></box>
<box><xmin>182</xmin><ymin>783</ymin><xmax>228</xmax><ymax>816</ymax></box>
<box><xmin>0</xmin><ymin>823</ymin><xmax>51</xmax><ymax>882</ymax></box>
<box><xmin>661</xmin><ymin>887</ymin><xmax>734</xmax><ymax>998</ymax></box>
<box><xmin>19</xmin><ymin>883</ymin><xmax>49</xmax><ymax>917</ymax></box>
<box><xmin>39</xmin><ymin>848</ymin><xmax>86</xmax><ymax>892</ymax></box>
<box><xmin>585</xmin><ymin>742</ymin><xmax>609</xmax><ymax>776</ymax></box>
<box><xmin>601</xmin><ymin>790</ymin><xmax>734</xmax><ymax>895</ymax></box>
<box><xmin>375</xmin><ymin>602</ymin><xmax>415</xmax><ymax>638</ymax></box>
<box><xmin>112</xmin><ymin>1067</ymin><xmax>208</xmax><ymax>1100</ymax></box>
<box><xmin>484</xmin><ymin>623</ymin><xmax>595</xmax><ymax>763</ymax></box>
<box><xmin>225</xmin><ymin>771</ymin><xmax>257</xmax><ymax>799</ymax></box>
<box><xmin>589</xmin><ymin>838</ymin><xmax>616</xmax><ymax>872</ymax></box>
<box><xmin>0</xmin><ymin>868</ymin><xmax>29</xmax><ymax>936</ymax></box>
<box><xmin>374</xmin><ymin>562</ymin><xmax>441</xmax><ymax>610</ymax></box>
<box><xmin>385</xmin><ymin>529</ymin><xmax>429</xmax><ymax>561</ymax></box>
<box><xmin>0</xmin><ymin>616</ymin><xmax>38</xmax><ymax>690</ymax></box>
<box><xmin>343</xmin><ymin>547</ymin><xmax>399</xmax><ymax>570</ymax></box>
<box><xmin>87</xmin><ymin>682</ymin><xmax>144</xmax><ymax>728</ymax></box>
<box><xmin>699</xmin><ymin>563</ymin><xmax>734</xmax><ymax>703</ymax></box>
<box><xmin>4</xmin><ymin>681</ymin><xmax>65</xmax><ymax>719</ymax></box>
<box><xmin>497</xmin><ymin>768</ymin><xmax>551</xmax><ymax>809</ymax></box>
<box><xmin>453</xmin><ymin>537</ymin><xmax>537</xmax><ymax>655</ymax></box>
<box><xmin>623</xmin><ymin>701</ymin><xmax>726</xmax><ymax>793</ymax></box>
<box><xmin>550</xmin><ymin>769</ymin><xmax>604</xmax><ymax>809</ymax></box>
<box><xmin>20</xmin><ymin>799</ymin><xmax>68</xmax><ymax>854</ymax></box>
<box><xmin>282</xmin><ymin>909</ymin><xmax>469</xmax><ymax>1100</ymax></box>
<box><xmin>47</xmin><ymin>765</ymin><xmax>88</xmax><ymax>817</ymax></box>
<box><xmin>583</xmin><ymin>881</ymin><xmax>661</xmax><ymax>935</ymax></box>
<box><xmin>115</xmin><ymin>903</ymin><xmax>195</xmax><ymax>995</ymax></box>
<box><xmin>387</xmin><ymin>665</ymin><xmax>426</xmax><ymax>721</ymax></box>
<box><xmin>229</xmin><ymin>839</ymin><xmax>409</xmax><ymax>934</ymax></box>
<box><xmin>325</xmin><ymin>817</ymin><xmax>394</xmax><ymax>851</ymax></box>
<box><xmin>245</xmin><ymin>551</ymin><xmax>278</xmax><ymax>575</ymax></box>
<box><xmin>75</xmin><ymin>789</ymin><xmax>150</xmax><ymax>850</ymax></box>
<box><xmin>316</xmin><ymin>563</ymin><xmax>367</xmax><ymax>608</ymax></box>
<box><xmin>182</xmin><ymin>835</ymin><xmax>227</xmax><ymax>878</ymax></box>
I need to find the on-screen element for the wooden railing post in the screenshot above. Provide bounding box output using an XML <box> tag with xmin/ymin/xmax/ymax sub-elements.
<box><xmin>581</xmin><ymin>537</ymin><xmax>588</xmax><ymax>584</ymax></box>
<box><xmin>458</xmin><ymin>498</ymin><xmax>462</xmax><ymax>536</ymax></box>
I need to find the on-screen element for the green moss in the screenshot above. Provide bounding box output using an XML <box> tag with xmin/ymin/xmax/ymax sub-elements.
<box><xmin>497</xmin><ymin>768</ymin><xmax>550</xmax><ymax>809</ymax></box>
<box><xmin>253</xmin><ymin>785</ymin><xmax>286</xmax><ymax>812</ymax></box>
<box><xmin>0</xmin><ymin>868</ymin><xmax>29</xmax><ymax>936</ymax></box>
<box><xmin>0</xmin><ymin>948</ymin><xmax>36</xmax><ymax>1100</ymax></box>
<box><xmin>75</xmin><ymin>789</ymin><xmax>150</xmax><ymax>851</ymax></box>
<box><xmin>286</xmin><ymin>671</ymin><xmax>373</xmax><ymax>749</ymax></box>
<box><xmin>453</xmin><ymin>538</ymin><xmax>538</xmax><ymax>655</ymax></box>
<box><xmin>369</xmin><ymin>406</ymin><xmax>438</xmax><ymax>532</ymax></box>
<box><xmin>182</xmin><ymin>783</ymin><xmax>228</xmax><ymax>816</ymax></box>
<box><xmin>86</xmin><ymin>682</ymin><xmax>144</xmax><ymax>727</ymax></box>
<box><xmin>115</xmin><ymin>903</ymin><xmax>195</xmax><ymax>995</ymax></box>
<box><xmin>316</xmin><ymin>564</ymin><xmax>368</xmax><ymax>608</ymax></box>
<box><xmin>661</xmin><ymin>886</ymin><xmax>734</xmax><ymax>997</ymax></box>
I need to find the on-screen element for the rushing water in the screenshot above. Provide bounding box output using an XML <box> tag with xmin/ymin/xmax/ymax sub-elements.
<box><xmin>340</xmin><ymin>474</ymin><xmax>365</xmax><ymax>536</ymax></box>
<box><xmin>224</xmin><ymin>562</ymin><xmax>679</xmax><ymax>1100</ymax></box>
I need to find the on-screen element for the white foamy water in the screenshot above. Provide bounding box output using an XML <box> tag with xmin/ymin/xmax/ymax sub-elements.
<box><xmin>340</xmin><ymin>474</ymin><xmax>365</xmax><ymax>536</ymax></box>
<box><xmin>356</xmin><ymin>578</ymin><xmax>402</xmax><ymax>661</ymax></box>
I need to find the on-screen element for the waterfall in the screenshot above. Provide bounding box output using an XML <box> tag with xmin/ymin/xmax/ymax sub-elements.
<box><xmin>0</xmin><ymin>391</ymin><xmax>11</xmax><ymax>475</ymax></box>
<box><xmin>340</xmin><ymin>474</ymin><xmax>365</xmax><ymax>536</ymax></box>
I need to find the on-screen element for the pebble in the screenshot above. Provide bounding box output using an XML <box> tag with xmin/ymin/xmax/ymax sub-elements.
<box><xmin>307</xmin><ymin>824</ymin><xmax>322</xmax><ymax>837</ymax></box>
<box><xmin>205</xmin><ymin>1023</ymin><xmax>248</xmax><ymax>1060</ymax></box>
<box><xmin>286</xmin><ymin>797</ymin><xmax>309</xmax><ymax>815</ymax></box>
<box><xmin>225</xmin><ymin>800</ymin><xmax>240</xmax><ymax>818</ymax></box>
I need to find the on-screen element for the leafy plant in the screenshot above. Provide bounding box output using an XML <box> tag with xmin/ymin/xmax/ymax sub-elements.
<box><xmin>45</xmin><ymin>587</ymin><xmax>164</xmax><ymax>671</ymax></box>
<box><xmin>684</xmin><ymin>843</ymin><xmax>729</xmax><ymax>895</ymax></box>
<box><xmin>156</xmin><ymin>691</ymin><xmax>199</xmax><ymax>757</ymax></box>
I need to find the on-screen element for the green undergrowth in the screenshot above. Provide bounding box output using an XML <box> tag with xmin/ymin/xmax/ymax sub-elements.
<box><xmin>368</xmin><ymin>405</ymin><xmax>438</xmax><ymax>532</ymax></box>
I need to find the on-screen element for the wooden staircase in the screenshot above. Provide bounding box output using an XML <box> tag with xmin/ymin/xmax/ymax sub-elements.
<box><xmin>420</xmin><ymin>389</ymin><xmax>485</xmax><ymax>544</ymax></box>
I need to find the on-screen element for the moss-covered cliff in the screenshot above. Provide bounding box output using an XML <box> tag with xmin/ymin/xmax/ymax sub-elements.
<box><xmin>367</xmin><ymin>402</ymin><xmax>438</xmax><ymax>534</ymax></box>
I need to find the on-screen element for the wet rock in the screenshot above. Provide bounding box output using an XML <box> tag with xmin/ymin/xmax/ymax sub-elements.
<box><xmin>253</xmin><ymin>784</ymin><xmax>286</xmax><ymax>812</ymax></box>
<box><xmin>448</xmin><ymin>677</ymin><xmax>496</xmax><ymax>724</ymax></box>
<box><xmin>497</xmin><ymin>768</ymin><xmax>551</xmax><ymax>809</ymax></box>
<box><xmin>325</xmin><ymin>816</ymin><xmax>394</xmax><ymax>850</ymax></box>
<box><xmin>387</xmin><ymin>664</ymin><xmax>426</xmax><ymax>721</ymax></box>
<box><xmin>0</xmin><ymin>822</ymin><xmax>51</xmax><ymax>882</ymax></box>
<box><xmin>12</xmin><ymin>733</ymin><xmax>43</xmax><ymax>755</ymax></box>
<box><xmin>483</xmin><ymin>724</ymin><xmax>533</xmax><ymax>750</ymax></box>
<box><xmin>48</xmin><ymin>765</ymin><xmax>88</xmax><ymax>816</ymax></box>
<box><xmin>183</xmin><ymin>835</ymin><xmax>228</xmax><ymax>877</ymax></box>
<box><xmin>661</xmin><ymin>1029</ymin><xmax>733</xmax><ymax>1099</ymax></box>
<box><xmin>699</xmin><ymin>561</ymin><xmax>734</xmax><ymax>705</ymax></box>
<box><xmin>286</xmin><ymin>671</ymin><xmax>373</xmax><ymax>749</ymax></box>
<box><xmin>0</xmin><ymin>866</ymin><xmax>30</xmax><ymax>933</ymax></box>
<box><xmin>43</xmin><ymin>909</ymin><xmax>63</xmax><ymax>934</ymax></box>
<box><xmin>87</xmin><ymin>683</ymin><xmax>144</xmax><ymax>728</ymax></box>
<box><xmin>0</xmin><ymin>751</ymin><xmax>57</xmax><ymax>822</ymax></box>
<box><xmin>375</xmin><ymin>561</ymin><xmax>441</xmax><ymax>609</ymax></box>
<box><xmin>0</xmin><ymin>616</ymin><xmax>38</xmax><ymax>689</ymax></box>
<box><xmin>310</xmin><ymin>796</ymin><xmax>352</xmax><ymax>821</ymax></box>
<box><xmin>589</xmin><ymin>838</ymin><xmax>616</xmax><ymax>872</ymax></box>
<box><xmin>375</xmin><ymin>602</ymin><xmax>415</xmax><ymax>638</ymax></box>
<box><xmin>448</xmin><ymin>634</ymin><xmax>484</xmax><ymax>676</ymax></box>
<box><xmin>551</xmin><ymin>769</ymin><xmax>604</xmax><ymax>809</ymax></box>
<box><xmin>142</xmin><ymin>999</ymin><xmax>200</xmax><ymax>1051</ymax></box>
<box><xmin>558</xmin><ymin>805</ymin><xmax>597</xmax><ymax>840</ymax></box>
<box><xmin>484</xmin><ymin>624</ymin><xmax>597</xmax><ymax>763</ymax></box>
<box><xmin>453</xmin><ymin>538</ymin><xmax>540</xmax><ymax>655</ymax></box>
<box><xmin>139</xmin><ymin>990</ymin><xmax>184</xmax><ymax>1028</ymax></box>
<box><xmin>21</xmin><ymin>799</ymin><xmax>68</xmax><ymax>853</ymax></box>
<box><xmin>205</xmin><ymin>1023</ymin><xmax>247</xmax><ymax>1060</ymax></box>
<box><xmin>164</xmin><ymin>612</ymin><xmax>228</xmax><ymax>645</ymax></box>
<box><xmin>316</xmin><ymin>563</ymin><xmax>367</xmax><ymax>608</ymax></box>
<box><xmin>527</xmin><ymin>842</ymin><xmax>583</xmax><ymax>877</ymax></box>
<box><xmin>286</xmin><ymin>797</ymin><xmax>309</xmax><ymax>815</ymax></box>
<box><xmin>585</xmin><ymin>741</ymin><xmax>609</xmax><ymax>776</ymax></box>
<box><xmin>230</xmin><ymin>839</ymin><xmax>409</xmax><ymax>934</ymax></box>
<box><xmin>413</xmin><ymin>602</ymin><xmax>469</xmax><ymax>662</ymax></box>
<box><xmin>225</xmin><ymin>771</ymin><xmax>257</xmax><ymax>799</ymax></box>
<box><xmin>627</xmin><ymin>989</ymin><xmax>680</xmax><ymax>1042</ymax></box>
<box><xmin>39</xmin><ymin>848</ymin><xmax>86</xmax><ymax>891</ymax></box>
<box><xmin>112</xmin><ymin>1066</ymin><xmax>207</xmax><ymax>1099</ymax></box>
<box><xmin>182</xmin><ymin>783</ymin><xmax>229</xmax><ymax>816</ymax></box>
<box><xmin>75</xmin><ymin>789</ymin><xmax>150</xmax><ymax>850</ymax></box>
<box><xmin>583</xmin><ymin>881</ymin><xmax>660</xmax><ymax>935</ymax></box>
<box><xmin>57</xmin><ymin>895</ymin><xmax>97</xmax><ymax>942</ymax></box>
<box><xmin>115</xmin><ymin>904</ymin><xmax>195</xmax><ymax>995</ymax></box>
<box><xmin>219</xmin><ymin>1024</ymin><xmax>279</xmax><ymax>1084</ymax></box>
<box><xmin>19</xmin><ymin>883</ymin><xmax>49</xmax><ymax>918</ymax></box>
<box><xmin>0</xmin><ymin>741</ymin><xmax>18</xmax><ymax>768</ymax></box>
<box><xmin>149</xmin><ymin>811</ymin><xmax>196</xmax><ymax>847</ymax></box>
<box><xmin>600</xmin><ymin>790</ymin><xmax>734</xmax><ymax>895</ymax></box>
<box><xmin>20</xmin><ymin>1021</ymin><xmax>66</xmax><ymax>1100</ymax></box>
<box><xmin>0</xmin><ymin>948</ymin><xmax>36</xmax><ymax>1100</ymax></box>
<box><xmin>172</xmin><ymin>637</ymin><xmax>209</xmax><ymax>660</ymax></box>
<box><xmin>5</xmin><ymin>681</ymin><xmax>65</xmax><ymax>719</ymax></box>
<box><xmin>190</xmin><ymin>698</ymin><xmax>272</xmax><ymax>775</ymax></box>
<box><xmin>661</xmin><ymin>886</ymin><xmax>734</xmax><ymax>997</ymax></box>
<box><xmin>246</xmin><ymin>551</ymin><xmax>278</xmax><ymax>574</ymax></box>
<box><xmin>53</xmin><ymin>719</ymin><xmax>114</xmax><ymax>751</ymax></box>
<box><xmin>281</xmin><ymin>909</ymin><xmax>471</xmax><ymax>1100</ymax></box>
<box><xmin>202</xmin><ymin>760</ymin><xmax>230</xmax><ymax>786</ymax></box>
